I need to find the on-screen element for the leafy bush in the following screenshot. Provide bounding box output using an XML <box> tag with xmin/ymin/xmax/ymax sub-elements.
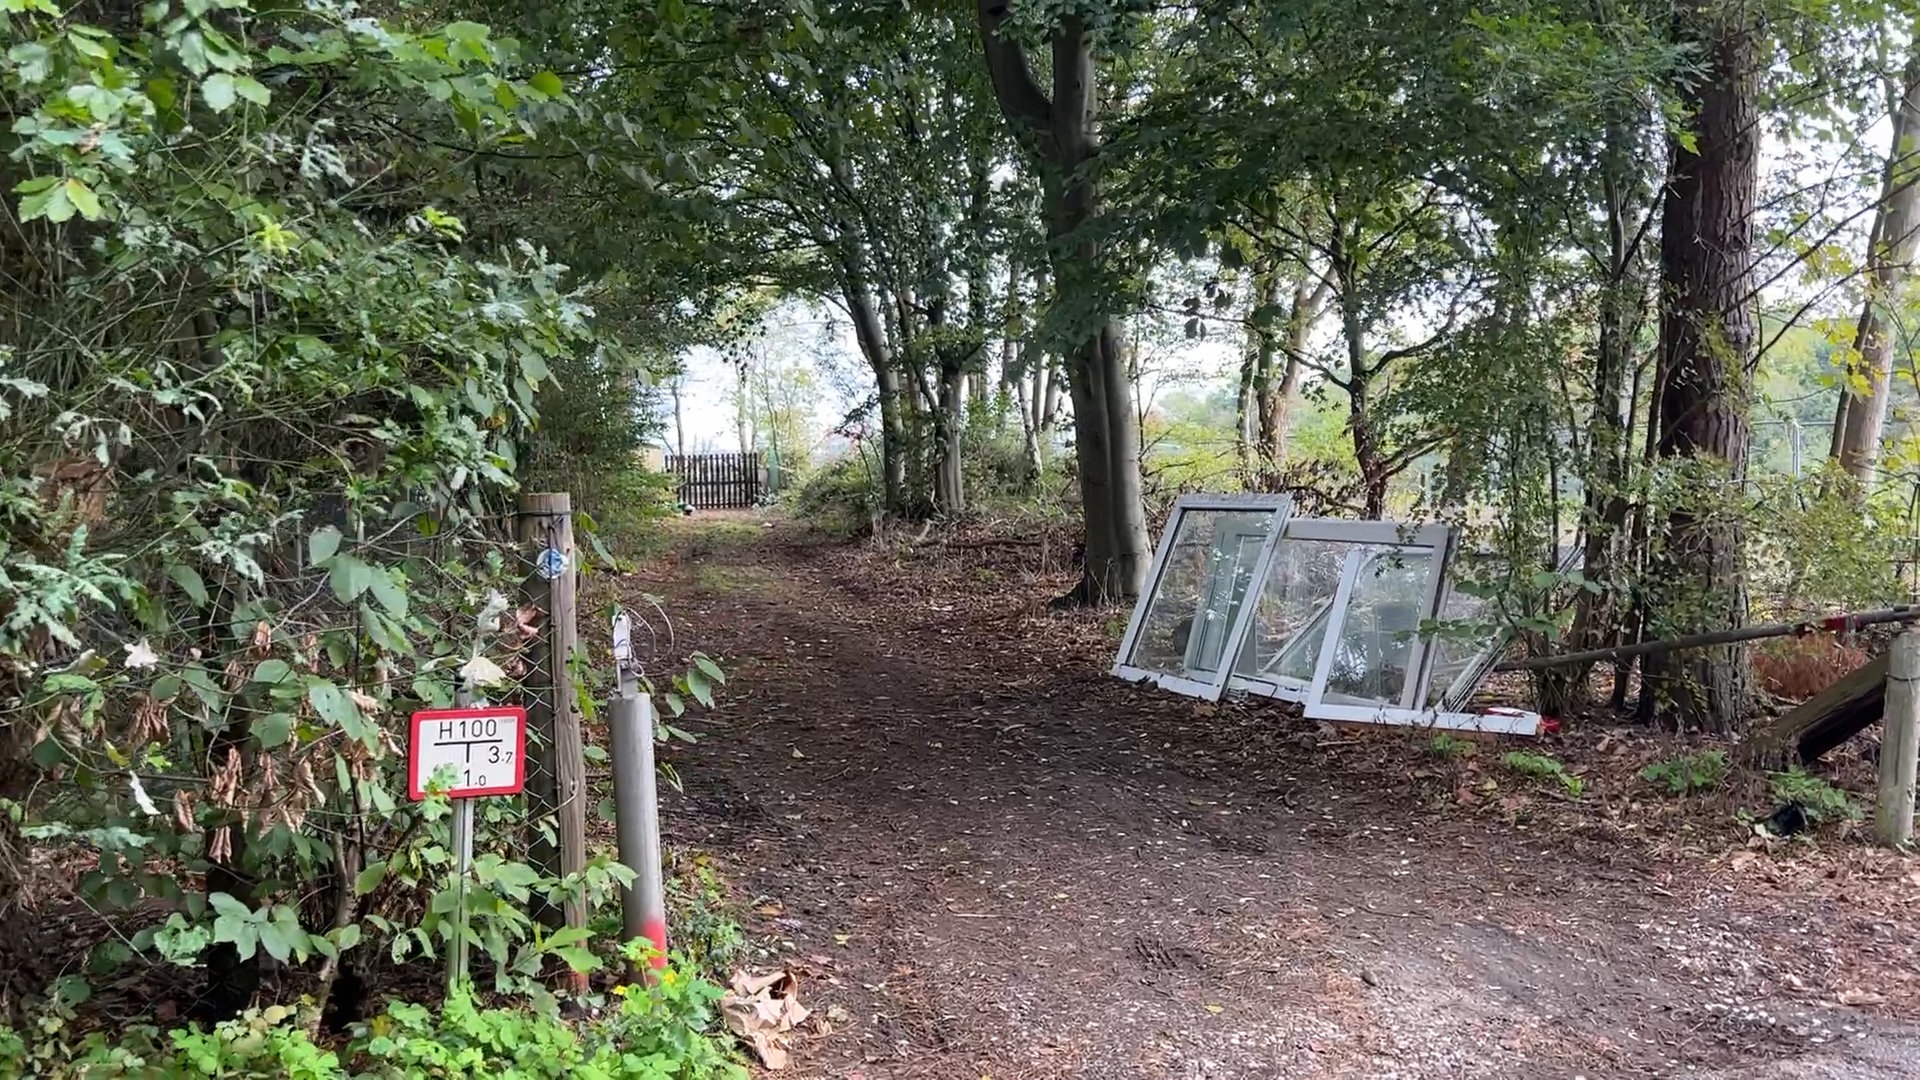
<box><xmin>0</xmin><ymin>959</ymin><xmax>744</xmax><ymax>1079</ymax></box>
<box><xmin>0</xmin><ymin>0</ymin><xmax>719</xmax><ymax>1023</ymax></box>
<box><xmin>1502</xmin><ymin>751</ymin><xmax>1583</xmax><ymax>798</ymax></box>
<box><xmin>1639</xmin><ymin>750</ymin><xmax>1731</xmax><ymax>795</ymax></box>
<box><xmin>790</xmin><ymin>455</ymin><xmax>883</xmax><ymax>533</ymax></box>
<box><xmin>1769</xmin><ymin>769</ymin><xmax>1861</xmax><ymax>823</ymax></box>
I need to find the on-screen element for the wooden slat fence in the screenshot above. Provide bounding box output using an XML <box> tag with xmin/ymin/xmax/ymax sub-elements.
<box><xmin>667</xmin><ymin>452</ymin><xmax>761</xmax><ymax>509</ymax></box>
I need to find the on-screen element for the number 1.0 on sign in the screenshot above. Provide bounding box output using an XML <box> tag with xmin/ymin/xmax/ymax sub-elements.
<box><xmin>408</xmin><ymin>706</ymin><xmax>528</xmax><ymax>800</ymax></box>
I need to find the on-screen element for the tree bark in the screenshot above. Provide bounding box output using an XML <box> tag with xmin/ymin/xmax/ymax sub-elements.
<box><xmin>1640</xmin><ymin>0</ymin><xmax>1759</xmax><ymax>733</ymax></box>
<box><xmin>936</xmin><ymin>362</ymin><xmax>966</xmax><ymax>512</ymax></box>
<box><xmin>842</xmin><ymin>264</ymin><xmax>908</xmax><ymax>512</ymax></box>
<box><xmin>1260</xmin><ymin>271</ymin><xmax>1327</xmax><ymax>484</ymax></box>
<box><xmin>669</xmin><ymin>375</ymin><xmax>686</xmax><ymax>459</ymax></box>
<box><xmin>976</xmin><ymin>2</ymin><xmax>1149</xmax><ymax>603</ymax></box>
<box><xmin>1830</xmin><ymin>49</ymin><xmax>1920</xmax><ymax>486</ymax></box>
<box><xmin>1234</xmin><ymin>331</ymin><xmax>1258</xmax><ymax>481</ymax></box>
<box><xmin>1562</xmin><ymin>119</ymin><xmax>1655</xmax><ymax>708</ymax></box>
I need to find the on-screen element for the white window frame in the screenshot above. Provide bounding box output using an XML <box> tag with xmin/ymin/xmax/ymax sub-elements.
<box><xmin>1297</xmin><ymin>524</ymin><xmax>1453</xmax><ymax>713</ymax></box>
<box><xmin>1224</xmin><ymin>519</ymin><xmax>1453</xmax><ymax>705</ymax></box>
<box><xmin>1111</xmin><ymin>494</ymin><xmax>1294</xmax><ymax>699</ymax></box>
<box><xmin>1426</xmin><ymin>545</ymin><xmax>1584</xmax><ymax>713</ymax></box>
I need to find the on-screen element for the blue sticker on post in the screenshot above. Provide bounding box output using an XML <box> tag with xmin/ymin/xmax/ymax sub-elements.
<box><xmin>535</xmin><ymin>547</ymin><xmax>568</xmax><ymax>580</ymax></box>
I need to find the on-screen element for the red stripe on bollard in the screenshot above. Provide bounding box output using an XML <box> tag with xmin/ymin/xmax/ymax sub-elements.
<box><xmin>642</xmin><ymin>917</ymin><xmax>669</xmax><ymax>969</ymax></box>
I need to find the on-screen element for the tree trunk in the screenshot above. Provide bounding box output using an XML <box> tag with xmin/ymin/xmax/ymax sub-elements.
<box><xmin>1334</xmin><ymin>271</ymin><xmax>1389</xmax><ymax>518</ymax></box>
<box><xmin>1830</xmin><ymin>49</ymin><xmax>1920</xmax><ymax>486</ymax></box>
<box><xmin>1640</xmin><ymin>0</ymin><xmax>1759</xmax><ymax>733</ymax></box>
<box><xmin>1562</xmin><ymin>119</ymin><xmax>1655</xmax><ymax>708</ymax></box>
<box><xmin>1241</xmin><ymin>263</ymin><xmax>1280</xmax><ymax>484</ymax></box>
<box><xmin>669</xmin><ymin>377</ymin><xmax>686</xmax><ymax>459</ymax></box>
<box><xmin>935</xmin><ymin>359</ymin><xmax>966</xmax><ymax>513</ymax></box>
<box><xmin>842</xmin><ymin>267</ymin><xmax>907</xmax><ymax>512</ymax></box>
<box><xmin>1259</xmin><ymin>272</ymin><xmax>1324</xmax><ymax>484</ymax></box>
<box><xmin>1234</xmin><ymin>335</ymin><xmax>1258</xmax><ymax>481</ymax></box>
<box><xmin>977</xmin><ymin>3</ymin><xmax>1149</xmax><ymax>603</ymax></box>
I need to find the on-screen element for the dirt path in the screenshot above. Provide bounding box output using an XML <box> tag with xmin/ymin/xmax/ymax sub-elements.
<box><xmin>629</xmin><ymin>517</ymin><xmax>1920</xmax><ymax>1079</ymax></box>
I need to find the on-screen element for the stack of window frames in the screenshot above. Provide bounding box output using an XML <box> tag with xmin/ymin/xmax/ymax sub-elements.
<box><xmin>1112</xmin><ymin>495</ymin><xmax>1539</xmax><ymax>735</ymax></box>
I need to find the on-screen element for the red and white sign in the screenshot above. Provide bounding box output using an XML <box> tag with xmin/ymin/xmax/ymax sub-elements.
<box><xmin>407</xmin><ymin>706</ymin><xmax>528</xmax><ymax>801</ymax></box>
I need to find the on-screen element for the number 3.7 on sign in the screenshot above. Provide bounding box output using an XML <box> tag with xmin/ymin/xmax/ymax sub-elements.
<box><xmin>408</xmin><ymin>706</ymin><xmax>528</xmax><ymax>801</ymax></box>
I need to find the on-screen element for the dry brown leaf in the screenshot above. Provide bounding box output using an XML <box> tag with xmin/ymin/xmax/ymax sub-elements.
<box><xmin>721</xmin><ymin>969</ymin><xmax>811</xmax><ymax>1070</ymax></box>
<box><xmin>1840</xmin><ymin>989</ymin><xmax>1886</xmax><ymax>1007</ymax></box>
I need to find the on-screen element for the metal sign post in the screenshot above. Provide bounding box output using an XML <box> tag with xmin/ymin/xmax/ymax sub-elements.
<box><xmin>608</xmin><ymin>609</ymin><xmax>669</xmax><ymax>976</ymax></box>
<box><xmin>408</xmin><ymin>696</ymin><xmax>528</xmax><ymax>992</ymax></box>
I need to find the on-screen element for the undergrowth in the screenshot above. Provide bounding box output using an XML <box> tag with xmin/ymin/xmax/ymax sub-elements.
<box><xmin>1769</xmin><ymin>768</ymin><xmax>1861</xmax><ymax>823</ymax></box>
<box><xmin>1639</xmin><ymin>750</ymin><xmax>1730</xmax><ymax>795</ymax></box>
<box><xmin>1502</xmin><ymin>751</ymin><xmax>1583</xmax><ymax>798</ymax></box>
<box><xmin>1</xmin><ymin>945</ymin><xmax>744</xmax><ymax>1079</ymax></box>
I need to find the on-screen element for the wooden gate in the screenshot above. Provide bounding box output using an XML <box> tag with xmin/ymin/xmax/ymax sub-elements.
<box><xmin>667</xmin><ymin>452</ymin><xmax>761</xmax><ymax>509</ymax></box>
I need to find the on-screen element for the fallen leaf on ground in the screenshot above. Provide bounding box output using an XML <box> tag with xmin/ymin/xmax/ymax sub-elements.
<box><xmin>721</xmin><ymin>969</ymin><xmax>812</xmax><ymax>1070</ymax></box>
<box><xmin>1840</xmin><ymin>989</ymin><xmax>1886</xmax><ymax>1007</ymax></box>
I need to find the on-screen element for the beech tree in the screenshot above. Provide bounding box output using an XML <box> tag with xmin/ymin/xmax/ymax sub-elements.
<box><xmin>977</xmin><ymin>2</ymin><xmax>1152</xmax><ymax>602</ymax></box>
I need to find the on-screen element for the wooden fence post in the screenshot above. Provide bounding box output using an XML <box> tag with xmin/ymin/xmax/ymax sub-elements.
<box><xmin>1877</xmin><ymin>629</ymin><xmax>1920</xmax><ymax>847</ymax></box>
<box><xmin>516</xmin><ymin>492</ymin><xmax>590</xmax><ymax>984</ymax></box>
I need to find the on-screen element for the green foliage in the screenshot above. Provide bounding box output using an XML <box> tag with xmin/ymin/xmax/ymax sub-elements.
<box><xmin>1748</xmin><ymin>471</ymin><xmax>1906</xmax><ymax>617</ymax></box>
<box><xmin>790</xmin><ymin>456</ymin><xmax>884</xmax><ymax>534</ymax></box>
<box><xmin>524</xmin><ymin>346</ymin><xmax>677</xmax><ymax>555</ymax></box>
<box><xmin>0</xmin><ymin>0</ymin><xmax>718</xmax><ymax>1021</ymax></box>
<box><xmin>1768</xmin><ymin>769</ymin><xmax>1862</xmax><ymax>824</ymax></box>
<box><xmin>662</xmin><ymin>859</ymin><xmax>750</xmax><ymax>981</ymax></box>
<box><xmin>1428</xmin><ymin>733</ymin><xmax>1478</xmax><ymax>761</ymax></box>
<box><xmin>1501</xmin><ymin>751</ymin><xmax>1584</xmax><ymax>798</ymax></box>
<box><xmin>1638</xmin><ymin>750</ymin><xmax>1731</xmax><ymax>795</ymax></box>
<box><xmin>0</xmin><ymin>969</ymin><xmax>743</xmax><ymax>1079</ymax></box>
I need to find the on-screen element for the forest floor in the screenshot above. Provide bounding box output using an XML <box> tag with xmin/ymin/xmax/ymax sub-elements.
<box><xmin>612</xmin><ymin>510</ymin><xmax>1920</xmax><ymax>1080</ymax></box>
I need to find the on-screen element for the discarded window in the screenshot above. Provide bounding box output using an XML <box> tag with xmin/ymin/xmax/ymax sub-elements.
<box><xmin>1112</xmin><ymin>495</ymin><xmax>1292</xmax><ymax>698</ymax></box>
<box><xmin>1230</xmin><ymin>535</ymin><xmax>1353</xmax><ymax>701</ymax></box>
<box><xmin>1422</xmin><ymin>546</ymin><xmax>1583</xmax><ymax>713</ymax></box>
<box><xmin>1115</xmin><ymin>508</ymin><xmax>1543</xmax><ymax>735</ymax></box>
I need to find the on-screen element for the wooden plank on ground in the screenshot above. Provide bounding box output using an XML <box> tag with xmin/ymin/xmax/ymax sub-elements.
<box><xmin>1742</xmin><ymin>652</ymin><xmax>1887</xmax><ymax>767</ymax></box>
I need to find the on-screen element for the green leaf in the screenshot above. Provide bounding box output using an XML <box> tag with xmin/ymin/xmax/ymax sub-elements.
<box><xmin>8</xmin><ymin>43</ymin><xmax>52</xmax><ymax>83</ymax></box>
<box><xmin>528</xmin><ymin>71</ymin><xmax>563</xmax><ymax>97</ymax></box>
<box><xmin>233</xmin><ymin>74</ymin><xmax>269</xmax><ymax>106</ymax></box>
<box><xmin>308</xmin><ymin>525</ymin><xmax>342</xmax><ymax>566</ymax></box>
<box><xmin>66</xmin><ymin>30</ymin><xmax>109</xmax><ymax>60</ymax></box>
<box><xmin>692</xmin><ymin>654</ymin><xmax>726</xmax><ymax>685</ymax></box>
<box><xmin>167</xmin><ymin>563</ymin><xmax>210</xmax><ymax>606</ymax></box>
<box><xmin>203</xmin><ymin>72</ymin><xmax>237</xmax><ymax>112</ymax></box>
<box><xmin>333</xmin><ymin>924</ymin><xmax>362</xmax><ymax>951</ymax></box>
<box><xmin>368</xmin><ymin>569</ymin><xmax>408</xmax><ymax>618</ymax></box>
<box><xmin>545</xmin><ymin>925</ymin><xmax>594</xmax><ymax>949</ymax></box>
<box><xmin>307</xmin><ymin>680</ymin><xmax>369</xmax><ymax>742</ymax></box>
<box><xmin>20</xmin><ymin>182</ymin><xmax>74</xmax><ymax>224</ymax></box>
<box><xmin>251</xmin><ymin>659</ymin><xmax>293</xmax><ymax>685</ymax></box>
<box><xmin>444</xmin><ymin>20</ymin><xmax>490</xmax><ymax>43</ymax></box>
<box><xmin>355</xmin><ymin>861</ymin><xmax>387</xmax><ymax>896</ymax></box>
<box><xmin>208</xmin><ymin>892</ymin><xmax>251</xmax><ymax>919</ymax></box>
<box><xmin>259</xmin><ymin>922</ymin><xmax>295</xmax><ymax>963</ymax></box>
<box><xmin>552</xmin><ymin>946</ymin><xmax>601</xmax><ymax>973</ymax></box>
<box><xmin>252</xmin><ymin>711</ymin><xmax>295</xmax><ymax>748</ymax></box>
<box><xmin>686</xmin><ymin>668</ymin><xmax>714</xmax><ymax>708</ymax></box>
<box><xmin>176</xmin><ymin>30</ymin><xmax>210</xmax><ymax>75</ymax></box>
<box><xmin>63</xmin><ymin>179</ymin><xmax>102</xmax><ymax>221</ymax></box>
<box><xmin>328</xmin><ymin>555</ymin><xmax>374</xmax><ymax>602</ymax></box>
